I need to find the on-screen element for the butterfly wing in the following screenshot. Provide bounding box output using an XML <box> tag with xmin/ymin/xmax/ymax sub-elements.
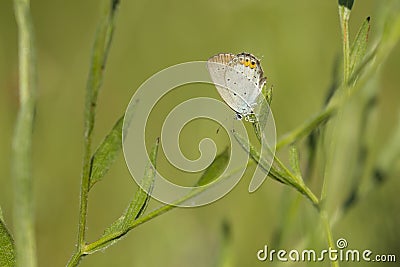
<box><xmin>225</xmin><ymin>53</ymin><xmax>266</xmax><ymax>117</ymax></box>
<box><xmin>207</xmin><ymin>53</ymin><xmax>240</xmax><ymax>113</ymax></box>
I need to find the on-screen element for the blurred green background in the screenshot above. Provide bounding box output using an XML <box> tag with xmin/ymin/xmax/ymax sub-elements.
<box><xmin>1</xmin><ymin>0</ymin><xmax>399</xmax><ymax>266</ymax></box>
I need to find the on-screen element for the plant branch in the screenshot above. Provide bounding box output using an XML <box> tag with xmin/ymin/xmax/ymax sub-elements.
<box><xmin>277</xmin><ymin>105</ymin><xmax>335</xmax><ymax>150</ymax></box>
<box><xmin>67</xmin><ymin>158</ymin><xmax>254</xmax><ymax>266</ymax></box>
<box><xmin>320</xmin><ymin>210</ymin><xmax>339</xmax><ymax>267</ymax></box>
<box><xmin>272</xmin><ymin>156</ymin><xmax>320</xmax><ymax>209</ymax></box>
<box><xmin>12</xmin><ymin>0</ymin><xmax>37</xmax><ymax>266</ymax></box>
<box><xmin>74</xmin><ymin>0</ymin><xmax>120</xmax><ymax>261</ymax></box>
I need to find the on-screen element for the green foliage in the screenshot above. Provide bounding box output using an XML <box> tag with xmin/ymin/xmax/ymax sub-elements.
<box><xmin>196</xmin><ymin>147</ymin><xmax>229</xmax><ymax>186</ymax></box>
<box><xmin>230</xmin><ymin>5</ymin><xmax>400</xmax><ymax>266</ymax></box>
<box><xmin>76</xmin><ymin>146</ymin><xmax>233</xmax><ymax>258</ymax></box>
<box><xmin>0</xmin><ymin>218</ymin><xmax>15</xmax><ymax>267</ymax></box>
<box><xmin>115</xmin><ymin>138</ymin><xmax>158</xmax><ymax>228</ymax></box>
<box><xmin>233</xmin><ymin>131</ymin><xmax>318</xmax><ymax>207</ymax></box>
<box><xmin>6</xmin><ymin>1</ymin><xmax>400</xmax><ymax>266</ymax></box>
<box><xmin>92</xmin><ymin>138</ymin><xmax>159</xmax><ymax>252</ymax></box>
<box><xmin>349</xmin><ymin>17</ymin><xmax>371</xmax><ymax>78</ymax></box>
<box><xmin>89</xmin><ymin>116</ymin><xmax>124</xmax><ymax>189</ymax></box>
<box><xmin>68</xmin><ymin>1</ymin><xmax>121</xmax><ymax>266</ymax></box>
<box><xmin>12</xmin><ymin>0</ymin><xmax>38</xmax><ymax>266</ymax></box>
<box><xmin>83</xmin><ymin>0</ymin><xmax>119</xmax><ymax>139</ymax></box>
<box><xmin>289</xmin><ymin>146</ymin><xmax>302</xmax><ymax>180</ymax></box>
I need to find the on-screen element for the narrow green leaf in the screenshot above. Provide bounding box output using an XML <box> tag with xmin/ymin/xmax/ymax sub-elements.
<box><xmin>122</xmin><ymin>99</ymin><xmax>139</xmax><ymax>140</ymax></box>
<box><xmin>84</xmin><ymin>0</ymin><xmax>119</xmax><ymax>139</ymax></box>
<box><xmin>233</xmin><ymin>131</ymin><xmax>319</xmax><ymax>207</ymax></box>
<box><xmin>89</xmin><ymin>116</ymin><xmax>124</xmax><ymax>189</ymax></box>
<box><xmin>101</xmin><ymin>138</ymin><xmax>159</xmax><ymax>242</ymax></box>
<box><xmin>233</xmin><ymin>131</ymin><xmax>267</xmax><ymax>172</ymax></box>
<box><xmin>277</xmin><ymin>106</ymin><xmax>334</xmax><ymax>150</ymax></box>
<box><xmin>0</xmin><ymin>218</ymin><xmax>16</xmax><ymax>267</ymax></box>
<box><xmin>339</xmin><ymin>0</ymin><xmax>352</xmax><ymax>83</ymax></box>
<box><xmin>102</xmin><ymin>216</ymin><xmax>124</xmax><ymax>237</ymax></box>
<box><xmin>122</xmin><ymin>138</ymin><xmax>159</xmax><ymax>226</ymax></box>
<box><xmin>196</xmin><ymin>148</ymin><xmax>229</xmax><ymax>186</ymax></box>
<box><xmin>253</xmin><ymin>85</ymin><xmax>273</xmax><ymax>143</ymax></box>
<box><xmin>350</xmin><ymin>17</ymin><xmax>371</xmax><ymax>76</ymax></box>
<box><xmin>262</xmin><ymin>84</ymin><xmax>273</xmax><ymax>107</ymax></box>
<box><xmin>289</xmin><ymin>146</ymin><xmax>302</xmax><ymax>179</ymax></box>
<box><xmin>233</xmin><ymin>130</ymin><xmax>286</xmax><ymax>184</ymax></box>
<box><xmin>348</xmin><ymin>47</ymin><xmax>376</xmax><ymax>86</ymax></box>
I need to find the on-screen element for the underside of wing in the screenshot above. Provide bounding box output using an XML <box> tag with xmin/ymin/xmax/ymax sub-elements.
<box><xmin>207</xmin><ymin>53</ymin><xmax>238</xmax><ymax>113</ymax></box>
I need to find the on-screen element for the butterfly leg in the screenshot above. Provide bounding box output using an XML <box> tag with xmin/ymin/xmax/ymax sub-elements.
<box><xmin>235</xmin><ymin>113</ymin><xmax>243</xmax><ymax>120</ymax></box>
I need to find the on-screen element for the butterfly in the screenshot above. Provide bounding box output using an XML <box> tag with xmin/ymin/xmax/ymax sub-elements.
<box><xmin>207</xmin><ymin>52</ymin><xmax>267</xmax><ymax>122</ymax></box>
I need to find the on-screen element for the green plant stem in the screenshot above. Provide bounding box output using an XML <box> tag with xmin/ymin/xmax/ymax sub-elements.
<box><xmin>74</xmin><ymin>0</ymin><xmax>119</xmax><ymax>261</ymax></box>
<box><xmin>67</xmin><ymin>159</ymin><xmax>255</xmax><ymax>267</ymax></box>
<box><xmin>12</xmin><ymin>0</ymin><xmax>37</xmax><ymax>266</ymax></box>
<box><xmin>274</xmin><ymin>152</ymin><xmax>335</xmax><ymax>266</ymax></box>
<box><xmin>67</xmin><ymin>204</ymin><xmax>175</xmax><ymax>267</ymax></box>
<box><xmin>87</xmin><ymin>203</ymin><xmax>175</xmax><ymax>253</ymax></box>
<box><xmin>276</xmin><ymin>47</ymin><xmax>378</xmax><ymax>152</ymax></box>
<box><xmin>320</xmin><ymin>210</ymin><xmax>339</xmax><ymax>267</ymax></box>
<box><xmin>277</xmin><ymin>105</ymin><xmax>335</xmax><ymax>150</ymax></box>
<box><xmin>67</xmin><ymin>197</ymin><xmax>190</xmax><ymax>267</ymax></box>
<box><xmin>273</xmin><ymin>156</ymin><xmax>320</xmax><ymax>209</ymax></box>
<box><xmin>277</xmin><ymin>4</ymin><xmax>356</xmax><ymax>152</ymax></box>
<box><xmin>315</xmin><ymin>6</ymin><xmax>353</xmax><ymax>267</ymax></box>
<box><xmin>250</xmin><ymin>123</ymin><xmax>320</xmax><ymax>208</ymax></box>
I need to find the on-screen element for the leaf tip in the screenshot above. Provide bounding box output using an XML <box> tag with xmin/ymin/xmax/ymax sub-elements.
<box><xmin>338</xmin><ymin>0</ymin><xmax>354</xmax><ymax>10</ymax></box>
